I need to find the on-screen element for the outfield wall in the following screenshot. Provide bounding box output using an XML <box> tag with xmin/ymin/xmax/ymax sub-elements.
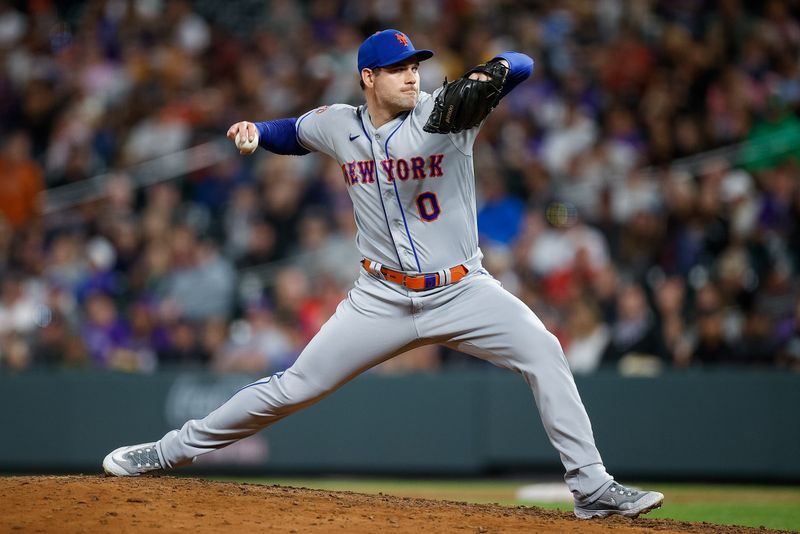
<box><xmin>1</xmin><ymin>369</ymin><xmax>797</xmax><ymax>481</ymax></box>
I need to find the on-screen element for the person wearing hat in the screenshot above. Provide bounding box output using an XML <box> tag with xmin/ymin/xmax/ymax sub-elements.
<box><xmin>103</xmin><ymin>30</ymin><xmax>664</xmax><ymax>520</ymax></box>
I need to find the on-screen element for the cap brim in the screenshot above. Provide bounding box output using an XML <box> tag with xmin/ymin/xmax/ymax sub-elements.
<box><xmin>376</xmin><ymin>49</ymin><xmax>434</xmax><ymax>69</ymax></box>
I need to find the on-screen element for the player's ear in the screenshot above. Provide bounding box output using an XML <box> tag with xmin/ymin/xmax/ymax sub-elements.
<box><xmin>361</xmin><ymin>68</ymin><xmax>376</xmax><ymax>90</ymax></box>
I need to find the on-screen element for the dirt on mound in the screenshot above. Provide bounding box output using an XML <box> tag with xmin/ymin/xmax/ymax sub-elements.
<box><xmin>0</xmin><ymin>475</ymin><xmax>786</xmax><ymax>534</ymax></box>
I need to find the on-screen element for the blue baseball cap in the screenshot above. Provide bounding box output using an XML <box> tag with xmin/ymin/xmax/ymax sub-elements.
<box><xmin>357</xmin><ymin>29</ymin><xmax>433</xmax><ymax>72</ymax></box>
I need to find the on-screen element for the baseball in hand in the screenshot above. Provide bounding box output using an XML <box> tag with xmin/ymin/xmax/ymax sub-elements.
<box><xmin>235</xmin><ymin>131</ymin><xmax>259</xmax><ymax>154</ymax></box>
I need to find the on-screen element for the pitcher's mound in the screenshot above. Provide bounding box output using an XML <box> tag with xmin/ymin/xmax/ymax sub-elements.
<box><xmin>0</xmin><ymin>475</ymin><xmax>779</xmax><ymax>533</ymax></box>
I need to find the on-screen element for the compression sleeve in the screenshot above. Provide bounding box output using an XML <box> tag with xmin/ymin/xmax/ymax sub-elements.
<box><xmin>254</xmin><ymin>118</ymin><xmax>310</xmax><ymax>156</ymax></box>
<box><xmin>493</xmin><ymin>52</ymin><xmax>534</xmax><ymax>101</ymax></box>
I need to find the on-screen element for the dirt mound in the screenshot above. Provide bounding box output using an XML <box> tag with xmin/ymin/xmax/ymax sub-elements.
<box><xmin>0</xmin><ymin>476</ymin><xmax>785</xmax><ymax>533</ymax></box>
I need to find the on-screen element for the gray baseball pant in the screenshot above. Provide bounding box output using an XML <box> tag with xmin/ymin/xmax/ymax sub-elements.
<box><xmin>157</xmin><ymin>269</ymin><xmax>613</xmax><ymax>500</ymax></box>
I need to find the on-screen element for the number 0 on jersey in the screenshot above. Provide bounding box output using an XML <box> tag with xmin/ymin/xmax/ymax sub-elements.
<box><xmin>416</xmin><ymin>192</ymin><xmax>441</xmax><ymax>221</ymax></box>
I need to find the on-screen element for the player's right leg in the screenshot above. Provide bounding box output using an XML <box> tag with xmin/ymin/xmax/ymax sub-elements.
<box><xmin>103</xmin><ymin>272</ymin><xmax>420</xmax><ymax>476</ymax></box>
<box><xmin>417</xmin><ymin>273</ymin><xmax>663</xmax><ymax>518</ymax></box>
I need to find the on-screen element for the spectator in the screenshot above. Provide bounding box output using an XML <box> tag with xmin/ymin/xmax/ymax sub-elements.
<box><xmin>0</xmin><ymin>130</ymin><xmax>44</xmax><ymax>228</ymax></box>
<box><xmin>691</xmin><ymin>307</ymin><xmax>734</xmax><ymax>366</ymax></box>
<box><xmin>44</xmin><ymin>232</ymin><xmax>87</xmax><ymax>295</ymax></box>
<box><xmin>565</xmin><ymin>297</ymin><xmax>610</xmax><ymax>375</ymax></box>
<box><xmin>213</xmin><ymin>302</ymin><xmax>297</xmax><ymax>374</ymax></box>
<box><xmin>235</xmin><ymin>219</ymin><xmax>277</xmax><ymax>270</ymax></box>
<box><xmin>0</xmin><ymin>272</ymin><xmax>44</xmax><ymax>337</ymax></box>
<box><xmin>224</xmin><ymin>183</ymin><xmax>263</xmax><ymax>262</ymax></box>
<box><xmin>76</xmin><ymin>236</ymin><xmax>121</xmax><ymax>304</ymax></box>
<box><xmin>159</xmin><ymin>319</ymin><xmax>210</xmax><ymax>368</ymax></box>
<box><xmin>290</xmin><ymin>209</ymin><xmax>359</xmax><ymax>285</ymax></box>
<box><xmin>689</xmin><ymin>283</ymin><xmax>738</xmax><ymax>366</ymax></box>
<box><xmin>601</xmin><ymin>282</ymin><xmax>661</xmax><ymax>367</ymax></box>
<box><xmin>163</xmin><ymin>231</ymin><xmax>235</xmax><ymax>321</ymax></box>
<box><xmin>653</xmin><ymin>275</ymin><xmax>692</xmax><ymax>366</ymax></box>
<box><xmin>81</xmin><ymin>290</ymin><xmax>141</xmax><ymax>370</ymax></box>
<box><xmin>29</xmin><ymin>311</ymin><xmax>88</xmax><ymax>369</ymax></box>
<box><xmin>539</xmin><ymin>100</ymin><xmax>598</xmax><ymax>176</ymax></box>
<box><xmin>129</xmin><ymin>299</ymin><xmax>170</xmax><ymax>365</ymax></box>
<box><xmin>477</xmin><ymin>168</ymin><xmax>525</xmax><ymax>246</ymax></box>
<box><xmin>736</xmin><ymin>307</ymin><xmax>780</xmax><ymax>365</ymax></box>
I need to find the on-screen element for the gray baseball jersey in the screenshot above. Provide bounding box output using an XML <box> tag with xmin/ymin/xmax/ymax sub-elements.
<box><xmin>295</xmin><ymin>94</ymin><xmax>482</xmax><ymax>274</ymax></box>
<box><xmin>154</xmin><ymin>58</ymin><xmax>615</xmax><ymax>501</ymax></box>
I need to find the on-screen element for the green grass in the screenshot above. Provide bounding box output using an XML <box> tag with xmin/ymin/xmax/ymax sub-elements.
<box><xmin>209</xmin><ymin>477</ymin><xmax>800</xmax><ymax>532</ymax></box>
<box><xmin>631</xmin><ymin>483</ymin><xmax>800</xmax><ymax>532</ymax></box>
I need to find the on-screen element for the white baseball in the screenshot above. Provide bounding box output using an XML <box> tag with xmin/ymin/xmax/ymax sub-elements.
<box><xmin>235</xmin><ymin>131</ymin><xmax>259</xmax><ymax>154</ymax></box>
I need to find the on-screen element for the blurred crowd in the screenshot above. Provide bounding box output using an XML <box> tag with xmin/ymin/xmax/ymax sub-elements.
<box><xmin>2</xmin><ymin>0</ymin><xmax>800</xmax><ymax>375</ymax></box>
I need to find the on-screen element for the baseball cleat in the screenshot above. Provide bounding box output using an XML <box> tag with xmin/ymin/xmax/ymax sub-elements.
<box><xmin>102</xmin><ymin>442</ymin><xmax>164</xmax><ymax>476</ymax></box>
<box><xmin>574</xmin><ymin>482</ymin><xmax>664</xmax><ymax>519</ymax></box>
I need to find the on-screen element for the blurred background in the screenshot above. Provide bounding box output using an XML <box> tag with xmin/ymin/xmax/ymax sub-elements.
<box><xmin>4</xmin><ymin>0</ymin><xmax>800</xmax><ymax>376</ymax></box>
<box><xmin>1</xmin><ymin>0</ymin><xmax>799</xmax><ymax>501</ymax></box>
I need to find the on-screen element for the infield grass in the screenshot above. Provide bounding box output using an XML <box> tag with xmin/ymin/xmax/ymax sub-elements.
<box><xmin>210</xmin><ymin>477</ymin><xmax>800</xmax><ymax>532</ymax></box>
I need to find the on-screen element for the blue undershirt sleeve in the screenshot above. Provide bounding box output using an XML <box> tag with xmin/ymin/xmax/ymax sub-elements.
<box><xmin>493</xmin><ymin>51</ymin><xmax>534</xmax><ymax>101</ymax></box>
<box><xmin>254</xmin><ymin>118</ymin><xmax>310</xmax><ymax>156</ymax></box>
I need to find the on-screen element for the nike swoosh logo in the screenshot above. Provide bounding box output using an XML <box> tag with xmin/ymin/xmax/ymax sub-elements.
<box><xmin>349</xmin><ymin>134</ymin><xmax>360</xmax><ymax>141</ymax></box>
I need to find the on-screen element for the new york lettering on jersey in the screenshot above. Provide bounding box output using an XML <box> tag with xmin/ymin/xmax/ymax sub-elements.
<box><xmin>341</xmin><ymin>154</ymin><xmax>444</xmax><ymax>186</ymax></box>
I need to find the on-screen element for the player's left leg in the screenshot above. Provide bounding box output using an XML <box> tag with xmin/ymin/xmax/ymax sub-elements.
<box><xmin>416</xmin><ymin>272</ymin><xmax>663</xmax><ymax>518</ymax></box>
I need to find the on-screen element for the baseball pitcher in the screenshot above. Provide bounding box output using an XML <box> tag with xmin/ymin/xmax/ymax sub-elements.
<box><xmin>103</xmin><ymin>29</ymin><xmax>664</xmax><ymax>519</ymax></box>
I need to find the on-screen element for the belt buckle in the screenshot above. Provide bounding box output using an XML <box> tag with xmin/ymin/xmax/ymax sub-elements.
<box><xmin>424</xmin><ymin>274</ymin><xmax>437</xmax><ymax>289</ymax></box>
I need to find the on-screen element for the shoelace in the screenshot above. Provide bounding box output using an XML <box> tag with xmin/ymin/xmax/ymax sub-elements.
<box><xmin>126</xmin><ymin>447</ymin><xmax>161</xmax><ymax>469</ymax></box>
<box><xmin>609</xmin><ymin>483</ymin><xmax>638</xmax><ymax>497</ymax></box>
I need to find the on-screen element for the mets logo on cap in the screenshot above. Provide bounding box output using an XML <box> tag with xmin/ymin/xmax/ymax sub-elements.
<box><xmin>395</xmin><ymin>32</ymin><xmax>409</xmax><ymax>47</ymax></box>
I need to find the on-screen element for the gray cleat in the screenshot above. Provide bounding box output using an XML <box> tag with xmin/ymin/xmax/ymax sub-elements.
<box><xmin>574</xmin><ymin>482</ymin><xmax>664</xmax><ymax>519</ymax></box>
<box><xmin>103</xmin><ymin>442</ymin><xmax>164</xmax><ymax>476</ymax></box>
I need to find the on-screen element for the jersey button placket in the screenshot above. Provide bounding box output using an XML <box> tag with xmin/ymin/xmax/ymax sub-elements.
<box><xmin>372</xmin><ymin>135</ymin><xmax>399</xmax><ymax>266</ymax></box>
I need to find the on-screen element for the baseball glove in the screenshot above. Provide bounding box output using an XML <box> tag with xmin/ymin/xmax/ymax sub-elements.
<box><xmin>423</xmin><ymin>59</ymin><xmax>509</xmax><ymax>134</ymax></box>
